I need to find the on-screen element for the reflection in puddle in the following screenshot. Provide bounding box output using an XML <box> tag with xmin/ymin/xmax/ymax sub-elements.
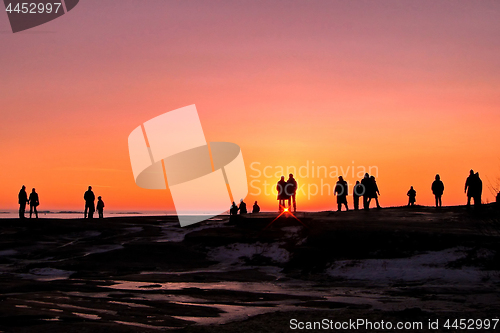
<box><xmin>18</xmin><ymin>268</ymin><xmax>75</xmax><ymax>281</ymax></box>
<box><xmin>114</xmin><ymin>320</ymin><xmax>176</xmax><ymax>330</ymax></box>
<box><xmin>73</xmin><ymin>312</ymin><xmax>101</xmax><ymax>320</ymax></box>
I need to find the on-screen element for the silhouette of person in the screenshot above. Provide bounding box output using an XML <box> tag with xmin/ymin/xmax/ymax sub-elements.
<box><xmin>239</xmin><ymin>199</ymin><xmax>247</xmax><ymax>214</ymax></box>
<box><xmin>230</xmin><ymin>201</ymin><xmax>239</xmax><ymax>216</ymax></box>
<box><xmin>334</xmin><ymin>176</ymin><xmax>349</xmax><ymax>211</ymax></box>
<box><xmin>252</xmin><ymin>201</ymin><xmax>260</xmax><ymax>213</ymax></box>
<box><xmin>28</xmin><ymin>188</ymin><xmax>39</xmax><ymax>218</ymax></box>
<box><xmin>353</xmin><ymin>180</ymin><xmax>363</xmax><ymax>211</ymax></box>
<box><xmin>361</xmin><ymin>173</ymin><xmax>371</xmax><ymax>210</ymax></box>
<box><xmin>407</xmin><ymin>186</ymin><xmax>416</xmax><ymax>206</ymax></box>
<box><xmin>286</xmin><ymin>174</ymin><xmax>298</xmax><ymax>212</ymax></box>
<box><xmin>84</xmin><ymin>186</ymin><xmax>96</xmax><ymax>219</ymax></box>
<box><xmin>96</xmin><ymin>196</ymin><xmax>105</xmax><ymax>219</ymax></box>
<box><xmin>431</xmin><ymin>174</ymin><xmax>444</xmax><ymax>207</ymax></box>
<box><xmin>277</xmin><ymin>176</ymin><xmax>287</xmax><ymax>212</ymax></box>
<box><xmin>18</xmin><ymin>185</ymin><xmax>28</xmax><ymax>219</ymax></box>
<box><xmin>465</xmin><ymin>169</ymin><xmax>475</xmax><ymax>207</ymax></box>
<box><xmin>474</xmin><ymin>172</ymin><xmax>482</xmax><ymax>208</ymax></box>
<box><xmin>367</xmin><ymin>176</ymin><xmax>381</xmax><ymax>209</ymax></box>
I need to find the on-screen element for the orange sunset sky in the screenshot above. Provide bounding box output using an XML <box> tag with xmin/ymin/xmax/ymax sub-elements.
<box><xmin>1</xmin><ymin>1</ymin><xmax>500</xmax><ymax>212</ymax></box>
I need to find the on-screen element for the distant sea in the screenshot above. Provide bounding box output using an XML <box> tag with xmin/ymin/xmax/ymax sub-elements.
<box><xmin>0</xmin><ymin>211</ymin><xmax>230</xmax><ymax>219</ymax></box>
<box><xmin>0</xmin><ymin>211</ymin><xmax>166</xmax><ymax>219</ymax></box>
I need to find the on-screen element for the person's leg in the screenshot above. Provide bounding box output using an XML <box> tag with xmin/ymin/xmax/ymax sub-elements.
<box><xmin>19</xmin><ymin>205</ymin><xmax>24</xmax><ymax>219</ymax></box>
<box><xmin>344</xmin><ymin>200</ymin><xmax>349</xmax><ymax>211</ymax></box>
<box><xmin>292</xmin><ymin>194</ymin><xmax>296</xmax><ymax>212</ymax></box>
<box><xmin>287</xmin><ymin>198</ymin><xmax>291</xmax><ymax>210</ymax></box>
<box><xmin>84</xmin><ymin>205</ymin><xmax>88</xmax><ymax>219</ymax></box>
<box><xmin>467</xmin><ymin>196</ymin><xmax>471</xmax><ymax>207</ymax></box>
<box><xmin>438</xmin><ymin>195</ymin><xmax>442</xmax><ymax>207</ymax></box>
<box><xmin>34</xmin><ymin>206</ymin><xmax>38</xmax><ymax>218</ymax></box>
<box><xmin>30</xmin><ymin>205</ymin><xmax>33</xmax><ymax>218</ymax></box>
<box><xmin>375</xmin><ymin>198</ymin><xmax>381</xmax><ymax>208</ymax></box>
<box><xmin>337</xmin><ymin>202</ymin><xmax>341</xmax><ymax>212</ymax></box>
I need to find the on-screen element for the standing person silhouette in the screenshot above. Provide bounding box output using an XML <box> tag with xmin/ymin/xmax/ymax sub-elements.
<box><xmin>361</xmin><ymin>173</ymin><xmax>371</xmax><ymax>210</ymax></box>
<box><xmin>474</xmin><ymin>172</ymin><xmax>482</xmax><ymax>208</ymax></box>
<box><xmin>353</xmin><ymin>180</ymin><xmax>363</xmax><ymax>211</ymax></box>
<box><xmin>28</xmin><ymin>188</ymin><xmax>39</xmax><ymax>218</ymax></box>
<box><xmin>431</xmin><ymin>174</ymin><xmax>444</xmax><ymax>207</ymax></box>
<box><xmin>96</xmin><ymin>196</ymin><xmax>105</xmax><ymax>219</ymax></box>
<box><xmin>84</xmin><ymin>186</ymin><xmax>96</xmax><ymax>219</ymax></box>
<box><xmin>367</xmin><ymin>176</ymin><xmax>381</xmax><ymax>209</ymax></box>
<box><xmin>18</xmin><ymin>185</ymin><xmax>28</xmax><ymax>219</ymax></box>
<box><xmin>286</xmin><ymin>173</ymin><xmax>298</xmax><ymax>212</ymax></box>
<box><xmin>277</xmin><ymin>176</ymin><xmax>287</xmax><ymax>212</ymax></box>
<box><xmin>407</xmin><ymin>186</ymin><xmax>416</xmax><ymax>206</ymax></box>
<box><xmin>252</xmin><ymin>201</ymin><xmax>260</xmax><ymax>213</ymax></box>
<box><xmin>464</xmin><ymin>169</ymin><xmax>475</xmax><ymax>208</ymax></box>
<box><xmin>334</xmin><ymin>176</ymin><xmax>349</xmax><ymax>211</ymax></box>
<box><xmin>239</xmin><ymin>199</ymin><xmax>247</xmax><ymax>214</ymax></box>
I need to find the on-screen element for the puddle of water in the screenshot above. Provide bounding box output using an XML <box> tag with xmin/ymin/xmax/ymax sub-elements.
<box><xmin>107</xmin><ymin>280</ymin><xmax>292</xmax><ymax>294</ymax></box>
<box><xmin>59</xmin><ymin>303</ymin><xmax>117</xmax><ymax>315</ymax></box>
<box><xmin>172</xmin><ymin>304</ymin><xmax>303</xmax><ymax>326</ymax></box>
<box><xmin>73</xmin><ymin>312</ymin><xmax>101</xmax><ymax>320</ymax></box>
<box><xmin>114</xmin><ymin>320</ymin><xmax>177</xmax><ymax>330</ymax></box>
<box><xmin>108</xmin><ymin>300</ymin><xmax>151</xmax><ymax>308</ymax></box>
<box><xmin>40</xmin><ymin>317</ymin><xmax>61</xmax><ymax>322</ymax></box>
<box><xmin>18</xmin><ymin>268</ymin><xmax>75</xmax><ymax>281</ymax></box>
<box><xmin>83</xmin><ymin>244</ymin><xmax>124</xmax><ymax>256</ymax></box>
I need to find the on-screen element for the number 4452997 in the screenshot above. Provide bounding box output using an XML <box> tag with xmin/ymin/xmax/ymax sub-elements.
<box><xmin>5</xmin><ymin>3</ymin><xmax>62</xmax><ymax>14</ymax></box>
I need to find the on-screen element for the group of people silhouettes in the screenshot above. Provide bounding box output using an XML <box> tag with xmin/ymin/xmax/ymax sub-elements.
<box><xmin>17</xmin><ymin>169</ymin><xmax>490</xmax><ymax>219</ymax></box>
<box><xmin>408</xmin><ymin>174</ymin><xmax>445</xmax><ymax>207</ymax></box>
<box><xmin>230</xmin><ymin>199</ymin><xmax>260</xmax><ymax>216</ymax></box>
<box><xmin>407</xmin><ymin>170</ymin><xmax>482</xmax><ymax>209</ymax></box>
<box><xmin>18</xmin><ymin>186</ymin><xmax>39</xmax><ymax>219</ymax></box>
<box><xmin>331</xmin><ymin>174</ymin><xmax>381</xmax><ymax>212</ymax></box>
<box><xmin>465</xmin><ymin>170</ymin><xmax>483</xmax><ymax>208</ymax></box>
<box><xmin>84</xmin><ymin>186</ymin><xmax>105</xmax><ymax>219</ymax></box>
<box><xmin>18</xmin><ymin>185</ymin><xmax>105</xmax><ymax>219</ymax></box>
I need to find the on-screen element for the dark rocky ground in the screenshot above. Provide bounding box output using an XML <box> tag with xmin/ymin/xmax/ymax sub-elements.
<box><xmin>1</xmin><ymin>205</ymin><xmax>500</xmax><ymax>332</ymax></box>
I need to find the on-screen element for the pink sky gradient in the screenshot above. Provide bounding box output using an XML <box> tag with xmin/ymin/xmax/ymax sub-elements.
<box><xmin>1</xmin><ymin>1</ymin><xmax>499</xmax><ymax>212</ymax></box>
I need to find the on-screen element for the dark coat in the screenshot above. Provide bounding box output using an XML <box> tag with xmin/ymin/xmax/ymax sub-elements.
<box><xmin>286</xmin><ymin>178</ymin><xmax>297</xmax><ymax>196</ymax></box>
<box><xmin>432</xmin><ymin>180</ymin><xmax>444</xmax><ymax>196</ymax></box>
<box><xmin>353</xmin><ymin>184</ymin><xmax>363</xmax><ymax>197</ymax></box>
<box><xmin>29</xmin><ymin>192</ymin><xmax>39</xmax><ymax>206</ymax></box>
<box><xmin>239</xmin><ymin>201</ymin><xmax>247</xmax><ymax>214</ymax></box>
<box><xmin>334</xmin><ymin>180</ymin><xmax>348</xmax><ymax>197</ymax></box>
<box><xmin>407</xmin><ymin>189</ymin><xmax>416</xmax><ymax>203</ymax></box>
<box><xmin>361</xmin><ymin>177</ymin><xmax>371</xmax><ymax>197</ymax></box>
<box><xmin>84</xmin><ymin>190</ymin><xmax>95</xmax><ymax>204</ymax></box>
<box><xmin>18</xmin><ymin>189</ymin><xmax>28</xmax><ymax>205</ymax></box>
<box><xmin>97</xmin><ymin>199</ymin><xmax>105</xmax><ymax>211</ymax></box>
<box><xmin>252</xmin><ymin>204</ymin><xmax>260</xmax><ymax>213</ymax></box>
<box><xmin>277</xmin><ymin>180</ymin><xmax>289</xmax><ymax>200</ymax></box>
